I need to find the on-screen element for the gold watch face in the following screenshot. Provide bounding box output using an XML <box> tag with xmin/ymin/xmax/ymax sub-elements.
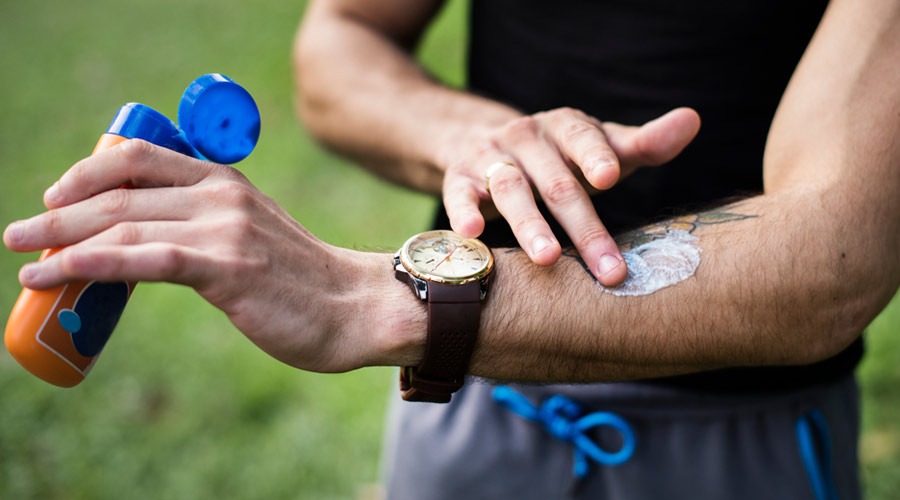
<box><xmin>400</xmin><ymin>230</ymin><xmax>494</xmax><ymax>284</ymax></box>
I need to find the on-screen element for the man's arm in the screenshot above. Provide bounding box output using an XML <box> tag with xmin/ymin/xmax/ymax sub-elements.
<box><xmin>340</xmin><ymin>0</ymin><xmax>900</xmax><ymax>381</ymax></box>
<box><xmin>467</xmin><ymin>197</ymin><xmax>888</xmax><ymax>382</ymax></box>
<box><xmin>294</xmin><ymin>0</ymin><xmax>481</xmax><ymax>194</ymax></box>
<box><xmin>294</xmin><ymin>0</ymin><xmax>702</xmax><ymax>285</ymax></box>
<box><xmin>6</xmin><ymin>158</ymin><xmax>891</xmax><ymax>381</ymax></box>
<box><xmin>5</xmin><ymin>0</ymin><xmax>898</xmax><ymax>382</ymax></box>
<box><xmin>456</xmin><ymin>0</ymin><xmax>900</xmax><ymax>381</ymax></box>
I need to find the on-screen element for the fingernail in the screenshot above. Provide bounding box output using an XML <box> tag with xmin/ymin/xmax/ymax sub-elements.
<box><xmin>45</xmin><ymin>182</ymin><xmax>60</xmax><ymax>203</ymax></box>
<box><xmin>531</xmin><ymin>235</ymin><xmax>553</xmax><ymax>256</ymax></box>
<box><xmin>7</xmin><ymin>222</ymin><xmax>24</xmax><ymax>243</ymax></box>
<box><xmin>592</xmin><ymin>159</ymin><xmax>616</xmax><ymax>170</ymax></box>
<box><xmin>597</xmin><ymin>254</ymin><xmax>623</xmax><ymax>279</ymax></box>
<box><xmin>590</xmin><ymin>161</ymin><xmax>618</xmax><ymax>185</ymax></box>
<box><xmin>22</xmin><ymin>263</ymin><xmax>40</xmax><ymax>281</ymax></box>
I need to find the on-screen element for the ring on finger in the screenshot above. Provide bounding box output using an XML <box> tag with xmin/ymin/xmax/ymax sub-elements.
<box><xmin>484</xmin><ymin>161</ymin><xmax>520</xmax><ymax>194</ymax></box>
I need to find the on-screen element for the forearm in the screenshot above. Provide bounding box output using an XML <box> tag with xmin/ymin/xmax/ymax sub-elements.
<box><xmin>475</xmin><ymin>192</ymin><xmax>897</xmax><ymax>382</ymax></box>
<box><xmin>294</xmin><ymin>0</ymin><xmax>520</xmax><ymax>194</ymax></box>
<box><xmin>371</xmin><ymin>186</ymin><xmax>897</xmax><ymax>382</ymax></box>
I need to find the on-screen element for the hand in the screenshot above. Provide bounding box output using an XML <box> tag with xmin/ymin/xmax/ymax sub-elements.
<box><xmin>3</xmin><ymin>140</ymin><xmax>418</xmax><ymax>373</ymax></box>
<box><xmin>439</xmin><ymin>107</ymin><xmax>701</xmax><ymax>286</ymax></box>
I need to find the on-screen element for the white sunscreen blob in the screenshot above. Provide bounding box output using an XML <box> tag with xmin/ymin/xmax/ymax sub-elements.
<box><xmin>601</xmin><ymin>229</ymin><xmax>701</xmax><ymax>296</ymax></box>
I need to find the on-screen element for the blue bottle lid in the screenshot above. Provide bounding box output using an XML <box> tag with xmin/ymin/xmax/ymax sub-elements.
<box><xmin>178</xmin><ymin>74</ymin><xmax>260</xmax><ymax>164</ymax></box>
<box><xmin>106</xmin><ymin>103</ymin><xmax>200</xmax><ymax>159</ymax></box>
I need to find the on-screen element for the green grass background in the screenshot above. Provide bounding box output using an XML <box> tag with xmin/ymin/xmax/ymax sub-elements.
<box><xmin>0</xmin><ymin>1</ymin><xmax>896</xmax><ymax>499</ymax></box>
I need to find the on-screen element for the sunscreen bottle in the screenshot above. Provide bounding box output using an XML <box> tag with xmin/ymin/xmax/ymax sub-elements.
<box><xmin>4</xmin><ymin>74</ymin><xmax>260</xmax><ymax>387</ymax></box>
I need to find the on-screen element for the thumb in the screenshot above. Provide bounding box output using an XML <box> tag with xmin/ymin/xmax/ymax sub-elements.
<box><xmin>604</xmin><ymin>107</ymin><xmax>701</xmax><ymax>172</ymax></box>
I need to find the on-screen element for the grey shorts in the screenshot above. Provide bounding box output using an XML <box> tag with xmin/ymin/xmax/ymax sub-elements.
<box><xmin>382</xmin><ymin>375</ymin><xmax>860</xmax><ymax>500</ymax></box>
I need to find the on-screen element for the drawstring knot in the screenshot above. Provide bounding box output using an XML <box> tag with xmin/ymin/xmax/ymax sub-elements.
<box><xmin>539</xmin><ymin>395</ymin><xmax>581</xmax><ymax>440</ymax></box>
<box><xmin>492</xmin><ymin>386</ymin><xmax>635</xmax><ymax>479</ymax></box>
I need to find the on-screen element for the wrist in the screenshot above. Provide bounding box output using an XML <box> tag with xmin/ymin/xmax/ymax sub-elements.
<box><xmin>350</xmin><ymin>250</ymin><xmax>427</xmax><ymax>368</ymax></box>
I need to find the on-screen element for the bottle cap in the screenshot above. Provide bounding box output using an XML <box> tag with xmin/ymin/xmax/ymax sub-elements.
<box><xmin>105</xmin><ymin>103</ymin><xmax>198</xmax><ymax>158</ymax></box>
<box><xmin>178</xmin><ymin>73</ymin><xmax>261</xmax><ymax>164</ymax></box>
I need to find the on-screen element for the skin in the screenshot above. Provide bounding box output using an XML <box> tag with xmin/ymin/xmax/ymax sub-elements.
<box><xmin>293</xmin><ymin>0</ymin><xmax>703</xmax><ymax>286</ymax></box>
<box><xmin>4</xmin><ymin>0</ymin><xmax>900</xmax><ymax>383</ymax></box>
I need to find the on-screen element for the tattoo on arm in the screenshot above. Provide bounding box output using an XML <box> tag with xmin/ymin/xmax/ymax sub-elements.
<box><xmin>612</xmin><ymin>208</ymin><xmax>757</xmax><ymax>252</ymax></box>
<box><xmin>506</xmin><ymin>205</ymin><xmax>757</xmax><ymax>295</ymax></box>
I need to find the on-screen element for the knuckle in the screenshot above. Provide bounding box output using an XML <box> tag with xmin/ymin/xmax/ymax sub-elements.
<box><xmin>212</xmin><ymin>164</ymin><xmax>248</xmax><ymax>183</ymax></box>
<box><xmin>560</xmin><ymin>120</ymin><xmax>598</xmax><ymax>144</ymax></box>
<box><xmin>66</xmin><ymin>158</ymin><xmax>91</xmax><ymax>191</ymax></box>
<box><xmin>444</xmin><ymin>157</ymin><xmax>468</xmax><ymax>177</ymax></box>
<box><xmin>117</xmin><ymin>138</ymin><xmax>155</xmax><ymax>164</ymax></box>
<box><xmin>471</xmin><ymin>137</ymin><xmax>500</xmax><ymax>157</ymax></box>
<box><xmin>95</xmin><ymin>188</ymin><xmax>130</xmax><ymax>217</ymax></box>
<box><xmin>503</xmin><ymin>115</ymin><xmax>539</xmax><ymax>141</ymax></box>
<box><xmin>227</xmin><ymin>213</ymin><xmax>257</xmax><ymax>242</ymax></box>
<box><xmin>577</xmin><ymin>225</ymin><xmax>613</xmax><ymax>250</ymax></box>
<box><xmin>59</xmin><ymin>249</ymin><xmax>87</xmax><ymax>276</ymax></box>
<box><xmin>211</xmin><ymin>212</ymin><xmax>258</xmax><ymax>252</ymax></box>
<box><xmin>444</xmin><ymin>182</ymin><xmax>476</xmax><ymax>209</ymax></box>
<box><xmin>489</xmin><ymin>170</ymin><xmax>528</xmax><ymax>196</ymax></box>
<box><xmin>157</xmin><ymin>244</ymin><xmax>185</xmax><ymax>277</ymax></box>
<box><xmin>555</xmin><ymin>106</ymin><xmax>580</xmax><ymax>118</ymax></box>
<box><xmin>109</xmin><ymin>222</ymin><xmax>140</xmax><ymax>245</ymax></box>
<box><xmin>548</xmin><ymin>107</ymin><xmax>584</xmax><ymax>123</ymax></box>
<box><xmin>542</xmin><ymin>176</ymin><xmax>583</xmax><ymax>206</ymax></box>
<box><xmin>235</xmin><ymin>252</ymin><xmax>268</xmax><ymax>277</ymax></box>
<box><xmin>208</xmin><ymin>180</ymin><xmax>256</xmax><ymax>208</ymax></box>
<box><xmin>511</xmin><ymin>214</ymin><xmax>547</xmax><ymax>236</ymax></box>
<box><xmin>43</xmin><ymin>209</ymin><xmax>65</xmax><ymax>235</ymax></box>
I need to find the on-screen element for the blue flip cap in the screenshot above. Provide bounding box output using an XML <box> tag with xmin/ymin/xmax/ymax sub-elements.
<box><xmin>178</xmin><ymin>73</ymin><xmax>260</xmax><ymax>164</ymax></box>
<box><xmin>106</xmin><ymin>103</ymin><xmax>201</xmax><ymax>159</ymax></box>
<box><xmin>105</xmin><ymin>74</ymin><xmax>260</xmax><ymax>164</ymax></box>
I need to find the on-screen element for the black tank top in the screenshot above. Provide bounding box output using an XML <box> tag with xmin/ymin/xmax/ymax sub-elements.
<box><xmin>432</xmin><ymin>0</ymin><xmax>863</xmax><ymax>392</ymax></box>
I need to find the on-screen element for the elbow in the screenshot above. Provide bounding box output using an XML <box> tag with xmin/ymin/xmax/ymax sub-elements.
<box><xmin>291</xmin><ymin>8</ymin><xmax>345</xmax><ymax>148</ymax></box>
<box><xmin>293</xmin><ymin>90</ymin><xmax>331</xmax><ymax>148</ymax></box>
<box><xmin>291</xmin><ymin>31</ymin><xmax>328</xmax><ymax>140</ymax></box>
<box><xmin>791</xmin><ymin>298</ymin><xmax>868</xmax><ymax>366</ymax></box>
<box><xmin>773</xmin><ymin>189</ymin><xmax>900</xmax><ymax>365</ymax></box>
<box><xmin>788</xmin><ymin>264</ymin><xmax>898</xmax><ymax>366</ymax></box>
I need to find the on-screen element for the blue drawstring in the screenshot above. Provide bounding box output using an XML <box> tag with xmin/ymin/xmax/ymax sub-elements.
<box><xmin>495</xmin><ymin>387</ymin><xmax>840</xmax><ymax>498</ymax></box>
<box><xmin>796</xmin><ymin>408</ymin><xmax>840</xmax><ymax>500</ymax></box>
<box><xmin>492</xmin><ymin>385</ymin><xmax>635</xmax><ymax>479</ymax></box>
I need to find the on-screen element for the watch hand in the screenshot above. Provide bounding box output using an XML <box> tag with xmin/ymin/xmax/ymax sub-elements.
<box><xmin>432</xmin><ymin>247</ymin><xmax>457</xmax><ymax>272</ymax></box>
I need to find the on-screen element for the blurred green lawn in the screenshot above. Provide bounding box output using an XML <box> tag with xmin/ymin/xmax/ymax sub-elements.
<box><xmin>0</xmin><ymin>1</ymin><xmax>897</xmax><ymax>499</ymax></box>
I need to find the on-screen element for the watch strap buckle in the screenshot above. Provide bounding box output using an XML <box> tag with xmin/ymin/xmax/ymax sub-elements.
<box><xmin>400</xmin><ymin>366</ymin><xmax>463</xmax><ymax>403</ymax></box>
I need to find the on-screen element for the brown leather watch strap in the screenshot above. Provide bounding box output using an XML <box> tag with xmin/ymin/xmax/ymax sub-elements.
<box><xmin>401</xmin><ymin>280</ymin><xmax>483</xmax><ymax>403</ymax></box>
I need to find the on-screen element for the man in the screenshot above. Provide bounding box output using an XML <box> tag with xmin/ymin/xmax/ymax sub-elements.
<box><xmin>292</xmin><ymin>0</ymin><xmax>899</xmax><ymax>498</ymax></box>
<box><xmin>3</xmin><ymin>0</ymin><xmax>898</xmax><ymax>498</ymax></box>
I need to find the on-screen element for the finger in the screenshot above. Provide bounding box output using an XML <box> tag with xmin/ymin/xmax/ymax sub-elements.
<box><xmin>517</xmin><ymin>142</ymin><xmax>627</xmax><ymax>285</ymax></box>
<box><xmin>443</xmin><ymin>164</ymin><xmax>486</xmax><ymax>239</ymax></box>
<box><xmin>19</xmin><ymin>243</ymin><xmax>214</xmax><ymax>290</ymax></box>
<box><xmin>5</xmin><ymin>187</ymin><xmax>195</xmax><ymax>252</ymax></box>
<box><xmin>603</xmin><ymin>107</ymin><xmax>701</xmax><ymax>173</ymax></box>
<box><xmin>72</xmin><ymin>220</ymin><xmax>208</xmax><ymax>248</ymax></box>
<box><xmin>546</xmin><ymin>109</ymin><xmax>621</xmax><ymax>191</ymax></box>
<box><xmin>44</xmin><ymin>139</ymin><xmax>229</xmax><ymax>209</ymax></box>
<box><xmin>485</xmin><ymin>163</ymin><xmax>561</xmax><ymax>265</ymax></box>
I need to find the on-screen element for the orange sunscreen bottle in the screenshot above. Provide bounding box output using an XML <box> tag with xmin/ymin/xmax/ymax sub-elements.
<box><xmin>4</xmin><ymin>74</ymin><xmax>260</xmax><ymax>386</ymax></box>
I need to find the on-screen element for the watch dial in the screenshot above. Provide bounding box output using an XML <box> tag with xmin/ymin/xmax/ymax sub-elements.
<box><xmin>402</xmin><ymin>230</ymin><xmax>493</xmax><ymax>281</ymax></box>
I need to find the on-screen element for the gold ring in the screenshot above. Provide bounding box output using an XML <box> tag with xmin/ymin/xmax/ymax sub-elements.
<box><xmin>484</xmin><ymin>161</ymin><xmax>519</xmax><ymax>193</ymax></box>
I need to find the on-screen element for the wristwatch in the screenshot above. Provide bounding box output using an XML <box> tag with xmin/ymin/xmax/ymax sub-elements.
<box><xmin>394</xmin><ymin>230</ymin><xmax>494</xmax><ymax>403</ymax></box>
